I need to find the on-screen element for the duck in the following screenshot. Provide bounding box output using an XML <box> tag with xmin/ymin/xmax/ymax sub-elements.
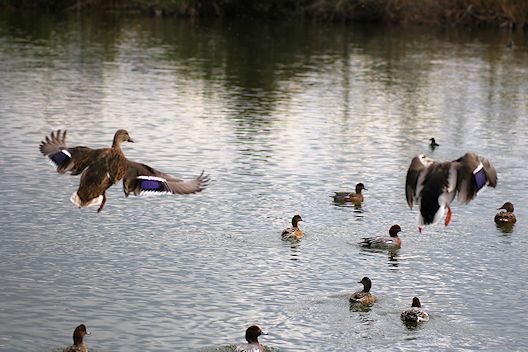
<box><xmin>234</xmin><ymin>325</ymin><xmax>267</xmax><ymax>352</ymax></box>
<box><xmin>40</xmin><ymin>130</ymin><xmax>209</xmax><ymax>212</ymax></box>
<box><xmin>401</xmin><ymin>297</ymin><xmax>429</xmax><ymax>324</ymax></box>
<box><xmin>63</xmin><ymin>324</ymin><xmax>90</xmax><ymax>352</ymax></box>
<box><xmin>333</xmin><ymin>183</ymin><xmax>367</xmax><ymax>204</ymax></box>
<box><xmin>360</xmin><ymin>224</ymin><xmax>402</xmax><ymax>249</ymax></box>
<box><xmin>405</xmin><ymin>152</ymin><xmax>497</xmax><ymax>231</ymax></box>
<box><xmin>494</xmin><ymin>202</ymin><xmax>516</xmax><ymax>224</ymax></box>
<box><xmin>281</xmin><ymin>215</ymin><xmax>304</xmax><ymax>240</ymax></box>
<box><xmin>429</xmin><ymin>138</ymin><xmax>439</xmax><ymax>149</ymax></box>
<box><xmin>349</xmin><ymin>277</ymin><xmax>376</xmax><ymax>305</ymax></box>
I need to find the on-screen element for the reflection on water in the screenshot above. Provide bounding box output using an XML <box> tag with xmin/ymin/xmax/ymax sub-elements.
<box><xmin>495</xmin><ymin>222</ymin><xmax>515</xmax><ymax>234</ymax></box>
<box><xmin>0</xmin><ymin>11</ymin><xmax>528</xmax><ymax>352</ymax></box>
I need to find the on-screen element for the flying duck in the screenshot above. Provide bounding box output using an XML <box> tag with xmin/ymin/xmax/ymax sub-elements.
<box><xmin>360</xmin><ymin>224</ymin><xmax>402</xmax><ymax>249</ymax></box>
<box><xmin>234</xmin><ymin>325</ymin><xmax>267</xmax><ymax>352</ymax></box>
<box><xmin>401</xmin><ymin>297</ymin><xmax>429</xmax><ymax>324</ymax></box>
<box><xmin>429</xmin><ymin>138</ymin><xmax>439</xmax><ymax>150</ymax></box>
<box><xmin>63</xmin><ymin>324</ymin><xmax>90</xmax><ymax>352</ymax></box>
<box><xmin>494</xmin><ymin>202</ymin><xmax>516</xmax><ymax>224</ymax></box>
<box><xmin>40</xmin><ymin>130</ymin><xmax>209</xmax><ymax>212</ymax></box>
<box><xmin>405</xmin><ymin>153</ymin><xmax>497</xmax><ymax>231</ymax></box>
<box><xmin>281</xmin><ymin>215</ymin><xmax>304</xmax><ymax>240</ymax></box>
<box><xmin>349</xmin><ymin>277</ymin><xmax>376</xmax><ymax>305</ymax></box>
<box><xmin>333</xmin><ymin>183</ymin><xmax>367</xmax><ymax>204</ymax></box>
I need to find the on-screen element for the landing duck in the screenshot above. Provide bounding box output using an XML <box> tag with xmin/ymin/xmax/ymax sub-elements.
<box><xmin>405</xmin><ymin>152</ymin><xmax>497</xmax><ymax>231</ymax></box>
<box><xmin>349</xmin><ymin>277</ymin><xmax>376</xmax><ymax>305</ymax></box>
<box><xmin>234</xmin><ymin>325</ymin><xmax>267</xmax><ymax>352</ymax></box>
<box><xmin>63</xmin><ymin>324</ymin><xmax>90</xmax><ymax>352</ymax></box>
<box><xmin>360</xmin><ymin>224</ymin><xmax>402</xmax><ymax>249</ymax></box>
<box><xmin>401</xmin><ymin>297</ymin><xmax>429</xmax><ymax>324</ymax></box>
<box><xmin>281</xmin><ymin>215</ymin><xmax>304</xmax><ymax>240</ymax></box>
<box><xmin>333</xmin><ymin>183</ymin><xmax>367</xmax><ymax>204</ymax></box>
<box><xmin>494</xmin><ymin>202</ymin><xmax>516</xmax><ymax>224</ymax></box>
<box><xmin>40</xmin><ymin>130</ymin><xmax>209</xmax><ymax>212</ymax></box>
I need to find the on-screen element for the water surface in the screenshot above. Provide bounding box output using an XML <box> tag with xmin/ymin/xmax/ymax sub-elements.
<box><xmin>0</xmin><ymin>13</ymin><xmax>527</xmax><ymax>351</ymax></box>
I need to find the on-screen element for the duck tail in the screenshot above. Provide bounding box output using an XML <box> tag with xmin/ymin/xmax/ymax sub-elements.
<box><xmin>70</xmin><ymin>192</ymin><xmax>103</xmax><ymax>208</ymax></box>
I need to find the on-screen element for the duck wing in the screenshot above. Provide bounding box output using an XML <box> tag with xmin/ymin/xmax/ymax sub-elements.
<box><xmin>405</xmin><ymin>155</ymin><xmax>432</xmax><ymax>208</ymax></box>
<box><xmin>39</xmin><ymin>129</ymin><xmax>105</xmax><ymax>175</ymax></box>
<box><xmin>123</xmin><ymin>160</ymin><xmax>209</xmax><ymax>196</ymax></box>
<box><xmin>454</xmin><ymin>153</ymin><xmax>497</xmax><ymax>204</ymax></box>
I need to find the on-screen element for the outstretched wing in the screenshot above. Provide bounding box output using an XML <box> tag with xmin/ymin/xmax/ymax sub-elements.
<box><xmin>39</xmin><ymin>129</ymin><xmax>102</xmax><ymax>175</ymax></box>
<box><xmin>405</xmin><ymin>155</ymin><xmax>433</xmax><ymax>208</ymax></box>
<box><xmin>455</xmin><ymin>152</ymin><xmax>497</xmax><ymax>204</ymax></box>
<box><xmin>123</xmin><ymin>160</ymin><xmax>209</xmax><ymax>196</ymax></box>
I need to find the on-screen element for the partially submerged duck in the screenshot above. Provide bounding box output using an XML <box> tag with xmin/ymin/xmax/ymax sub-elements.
<box><xmin>281</xmin><ymin>215</ymin><xmax>304</xmax><ymax>240</ymax></box>
<box><xmin>360</xmin><ymin>224</ymin><xmax>402</xmax><ymax>249</ymax></box>
<box><xmin>495</xmin><ymin>202</ymin><xmax>516</xmax><ymax>224</ymax></box>
<box><xmin>234</xmin><ymin>325</ymin><xmax>267</xmax><ymax>352</ymax></box>
<box><xmin>40</xmin><ymin>129</ymin><xmax>209</xmax><ymax>212</ymax></box>
<box><xmin>349</xmin><ymin>277</ymin><xmax>376</xmax><ymax>305</ymax></box>
<box><xmin>401</xmin><ymin>297</ymin><xmax>429</xmax><ymax>324</ymax></box>
<box><xmin>429</xmin><ymin>138</ymin><xmax>439</xmax><ymax>149</ymax></box>
<box><xmin>63</xmin><ymin>324</ymin><xmax>90</xmax><ymax>352</ymax></box>
<box><xmin>333</xmin><ymin>183</ymin><xmax>367</xmax><ymax>204</ymax></box>
<box><xmin>405</xmin><ymin>153</ymin><xmax>497</xmax><ymax>231</ymax></box>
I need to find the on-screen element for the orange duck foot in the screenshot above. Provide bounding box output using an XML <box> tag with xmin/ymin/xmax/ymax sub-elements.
<box><xmin>444</xmin><ymin>206</ymin><xmax>452</xmax><ymax>226</ymax></box>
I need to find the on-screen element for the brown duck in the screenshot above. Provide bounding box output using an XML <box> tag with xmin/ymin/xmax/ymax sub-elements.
<box><xmin>40</xmin><ymin>130</ymin><xmax>209</xmax><ymax>212</ymax></box>
<box><xmin>494</xmin><ymin>202</ymin><xmax>516</xmax><ymax>224</ymax></box>
<box><xmin>333</xmin><ymin>183</ymin><xmax>367</xmax><ymax>204</ymax></box>
<box><xmin>63</xmin><ymin>324</ymin><xmax>90</xmax><ymax>352</ymax></box>
<box><xmin>349</xmin><ymin>276</ymin><xmax>376</xmax><ymax>305</ymax></box>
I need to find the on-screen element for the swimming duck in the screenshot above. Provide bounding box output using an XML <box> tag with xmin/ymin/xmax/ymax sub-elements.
<box><xmin>360</xmin><ymin>224</ymin><xmax>402</xmax><ymax>249</ymax></box>
<box><xmin>429</xmin><ymin>138</ymin><xmax>439</xmax><ymax>149</ymax></box>
<box><xmin>234</xmin><ymin>325</ymin><xmax>267</xmax><ymax>352</ymax></box>
<box><xmin>405</xmin><ymin>153</ymin><xmax>497</xmax><ymax>231</ymax></box>
<box><xmin>333</xmin><ymin>183</ymin><xmax>367</xmax><ymax>204</ymax></box>
<box><xmin>494</xmin><ymin>202</ymin><xmax>516</xmax><ymax>224</ymax></box>
<box><xmin>401</xmin><ymin>297</ymin><xmax>429</xmax><ymax>324</ymax></box>
<box><xmin>40</xmin><ymin>130</ymin><xmax>209</xmax><ymax>212</ymax></box>
<box><xmin>349</xmin><ymin>277</ymin><xmax>376</xmax><ymax>305</ymax></box>
<box><xmin>281</xmin><ymin>215</ymin><xmax>304</xmax><ymax>240</ymax></box>
<box><xmin>63</xmin><ymin>324</ymin><xmax>90</xmax><ymax>352</ymax></box>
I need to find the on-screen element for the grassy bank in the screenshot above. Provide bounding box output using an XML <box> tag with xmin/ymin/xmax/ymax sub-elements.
<box><xmin>1</xmin><ymin>0</ymin><xmax>527</xmax><ymax>29</ymax></box>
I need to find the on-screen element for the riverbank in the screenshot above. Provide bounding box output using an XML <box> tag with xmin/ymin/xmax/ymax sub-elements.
<box><xmin>1</xmin><ymin>0</ymin><xmax>527</xmax><ymax>29</ymax></box>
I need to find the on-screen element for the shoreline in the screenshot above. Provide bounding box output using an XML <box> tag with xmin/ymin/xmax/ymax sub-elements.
<box><xmin>0</xmin><ymin>1</ymin><xmax>527</xmax><ymax>30</ymax></box>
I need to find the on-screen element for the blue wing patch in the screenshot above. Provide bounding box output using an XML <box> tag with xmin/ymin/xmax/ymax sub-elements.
<box><xmin>473</xmin><ymin>163</ymin><xmax>487</xmax><ymax>191</ymax></box>
<box><xmin>49</xmin><ymin>149</ymin><xmax>71</xmax><ymax>168</ymax></box>
<box><xmin>137</xmin><ymin>176</ymin><xmax>171</xmax><ymax>195</ymax></box>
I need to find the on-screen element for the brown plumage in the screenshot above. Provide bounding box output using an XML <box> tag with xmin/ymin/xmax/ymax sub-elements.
<box><xmin>281</xmin><ymin>215</ymin><xmax>304</xmax><ymax>240</ymax></box>
<box><xmin>495</xmin><ymin>202</ymin><xmax>516</xmax><ymax>224</ymax></box>
<box><xmin>63</xmin><ymin>324</ymin><xmax>90</xmax><ymax>352</ymax></box>
<box><xmin>333</xmin><ymin>183</ymin><xmax>367</xmax><ymax>204</ymax></box>
<box><xmin>40</xmin><ymin>130</ymin><xmax>209</xmax><ymax>212</ymax></box>
<box><xmin>349</xmin><ymin>277</ymin><xmax>376</xmax><ymax>305</ymax></box>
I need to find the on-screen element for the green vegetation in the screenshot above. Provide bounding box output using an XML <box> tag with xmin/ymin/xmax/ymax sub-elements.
<box><xmin>1</xmin><ymin>0</ymin><xmax>527</xmax><ymax>29</ymax></box>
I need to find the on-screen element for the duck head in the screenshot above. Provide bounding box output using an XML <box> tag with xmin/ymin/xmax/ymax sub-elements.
<box><xmin>389</xmin><ymin>224</ymin><xmax>402</xmax><ymax>237</ymax></box>
<box><xmin>498</xmin><ymin>202</ymin><xmax>514</xmax><ymax>213</ymax></box>
<box><xmin>355</xmin><ymin>183</ymin><xmax>367</xmax><ymax>194</ymax></box>
<box><xmin>72</xmin><ymin>324</ymin><xmax>90</xmax><ymax>345</ymax></box>
<box><xmin>245</xmin><ymin>325</ymin><xmax>267</xmax><ymax>343</ymax></box>
<box><xmin>292</xmin><ymin>214</ymin><xmax>303</xmax><ymax>227</ymax></box>
<box><xmin>358</xmin><ymin>276</ymin><xmax>372</xmax><ymax>292</ymax></box>
<box><xmin>113</xmin><ymin>129</ymin><xmax>134</xmax><ymax>147</ymax></box>
<box><xmin>411</xmin><ymin>297</ymin><xmax>421</xmax><ymax>308</ymax></box>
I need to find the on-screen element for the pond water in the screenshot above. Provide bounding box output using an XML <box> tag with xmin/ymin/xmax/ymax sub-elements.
<box><xmin>0</xmin><ymin>13</ymin><xmax>527</xmax><ymax>352</ymax></box>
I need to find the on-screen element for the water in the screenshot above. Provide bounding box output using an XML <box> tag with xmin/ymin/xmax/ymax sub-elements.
<box><xmin>1</xmin><ymin>13</ymin><xmax>527</xmax><ymax>352</ymax></box>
